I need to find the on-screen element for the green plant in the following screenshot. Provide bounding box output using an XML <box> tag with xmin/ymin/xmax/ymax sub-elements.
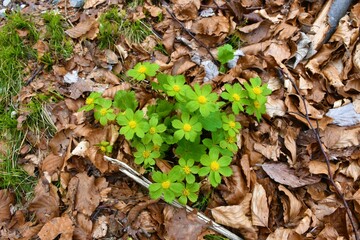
<box><xmin>217</xmin><ymin>44</ymin><xmax>234</xmax><ymax>73</ymax></box>
<box><xmin>79</xmin><ymin>59</ymin><xmax>272</xmax><ymax>205</ymax></box>
<box><xmin>97</xmin><ymin>141</ymin><xmax>113</xmax><ymax>154</ymax></box>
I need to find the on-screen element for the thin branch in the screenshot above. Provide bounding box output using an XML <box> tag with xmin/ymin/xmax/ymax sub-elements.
<box><xmin>277</xmin><ymin>68</ymin><xmax>360</xmax><ymax>240</ymax></box>
<box><xmin>25</xmin><ymin>64</ymin><xmax>44</xmax><ymax>86</ymax></box>
<box><xmin>162</xmin><ymin>2</ymin><xmax>218</xmax><ymax>64</ymax></box>
<box><xmin>104</xmin><ymin>156</ymin><xmax>243</xmax><ymax>240</ymax></box>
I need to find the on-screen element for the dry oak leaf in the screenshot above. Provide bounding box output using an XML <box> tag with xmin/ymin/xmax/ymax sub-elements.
<box><xmin>339</xmin><ymin>161</ymin><xmax>360</xmax><ymax>181</ymax></box>
<box><xmin>172</xmin><ymin>0</ymin><xmax>200</xmax><ymax>21</ymax></box>
<box><xmin>211</xmin><ymin>193</ymin><xmax>257</xmax><ymax>239</ymax></box>
<box><xmin>65</xmin><ymin>15</ymin><xmax>99</xmax><ymax>40</ymax></box>
<box><xmin>38</xmin><ymin>215</ymin><xmax>74</xmax><ymax>240</ymax></box>
<box><xmin>191</xmin><ymin>16</ymin><xmax>231</xmax><ymax>37</ymax></box>
<box><xmin>321</xmin><ymin>125</ymin><xmax>360</xmax><ymax>149</ymax></box>
<box><xmin>278</xmin><ymin>185</ymin><xmax>302</xmax><ymax>223</ymax></box>
<box><xmin>0</xmin><ymin>190</ymin><xmax>15</xmax><ymax>222</ymax></box>
<box><xmin>251</xmin><ymin>183</ymin><xmax>269</xmax><ymax>227</ymax></box>
<box><xmin>308</xmin><ymin>160</ymin><xmax>339</xmax><ymax>176</ymax></box>
<box><xmin>308</xmin><ymin>195</ymin><xmax>342</xmax><ymax>221</ymax></box>
<box><xmin>294</xmin><ymin>208</ymin><xmax>312</xmax><ymax>235</ymax></box>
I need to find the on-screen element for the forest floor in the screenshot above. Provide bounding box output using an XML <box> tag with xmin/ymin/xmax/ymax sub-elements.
<box><xmin>1</xmin><ymin>0</ymin><xmax>360</xmax><ymax>239</ymax></box>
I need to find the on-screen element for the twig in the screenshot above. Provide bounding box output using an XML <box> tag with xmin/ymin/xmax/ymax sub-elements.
<box><xmin>104</xmin><ymin>156</ymin><xmax>243</xmax><ymax>240</ymax></box>
<box><xmin>25</xmin><ymin>64</ymin><xmax>44</xmax><ymax>86</ymax></box>
<box><xmin>162</xmin><ymin>2</ymin><xmax>218</xmax><ymax>64</ymax></box>
<box><xmin>277</xmin><ymin>68</ymin><xmax>360</xmax><ymax>240</ymax></box>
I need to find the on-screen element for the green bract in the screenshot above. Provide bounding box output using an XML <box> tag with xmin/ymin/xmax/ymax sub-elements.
<box><xmin>133</xmin><ymin>142</ymin><xmax>160</xmax><ymax>167</ymax></box>
<box><xmin>97</xmin><ymin>141</ymin><xmax>113</xmax><ymax>154</ymax></box>
<box><xmin>94</xmin><ymin>98</ymin><xmax>116</xmax><ymax>126</ymax></box>
<box><xmin>222</xmin><ymin>114</ymin><xmax>241</xmax><ymax>137</ymax></box>
<box><xmin>243</xmin><ymin>77</ymin><xmax>272</xmax><ymax>103</ymax></box>
<box><xmin>116</xmin><ymin>109</ymin><xmax>149</xmax><ymax>139</ymax></box>
<box><xmin>174</xmin><ymin>158</ymin><xmax>199</xmax><ymax>184</ymax></box>
<box><xmin>149</xmin><ymin>169</ymin><xmax>184</xmax><ymax>203</ymax></box>
<box><xmin>246</xmin><ymin>99</ymin><xmax>267</xmax><ymax>122</ymax></box>
<box><xmin>217</xmin><ymin>44</ymin><xmax>234</xmax><ymax>65</ymax></box>
<box><xmin>172</xmin><ymin>113</ymin><xmax>202</xmax><ymax>142</ymax></box>
<box><xmin>163</xmin><ymin>75</ymin><xmax>190</xmax><ymax>102</ymax></box>
<box><xmin>185</xmin><ymin>83</ymin><xmax>218</xmax><ymax>117</ymax></box>
<box><xmin>127</xmin><ymin>61</ymin><xmax>159</xmax><ymax>80</ymax></box>
<box><xmin>221</xmin><ymin>83</ymin><xmax>248</xmax><ymax>114</ymax></box>
<box><xmin>198</xmin><ymin>149</ymin><xmax>233</xmax><ymax>187</ymax></box>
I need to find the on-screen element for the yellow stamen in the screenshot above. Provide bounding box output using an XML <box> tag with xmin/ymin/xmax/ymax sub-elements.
<box><xmin>183</xmin><ymin>165</ymin><xmax>191</xmax><ymax>174</ymax></box>
<box><xmin>197</xmin><ymin>95</ymin><xmax>207</xmax><ymax>104</ymax></box>
<box><xmin>210</xmin><ymin>161</ymin><xmax>220</xmax><ymax>171</ymax></box>
<box><xmin>142</xmin><ymin>150</ymin><xmax>150</xmax><ymax>158</ymax></box>
<box><xmin>229</xmin><ymin>121</ymin><xmax>236</xmax><ymax>128</ymax></box>
<box><xmin>232</xmin><ymin>93</ymin><xmax>240</xmax><ymax>101</ymax></box>
<box><xmin>129</xmin><ymin>120</ymin><xmax>137</xmax><ymax>129</ymax></box>
<box><xmin>173</xmin><ymin>85</ymin><xmax>180</xmax><ymax>92</ymax></box>
<box><xmin>227</xmin><ymin>136</ymin><xmax>235</xmax><ymax>143</ymax></box>
<box><xmin>162</xmin><ymin>181</ymin><xmax>171</xmax><ymax>189</ymax></box>
<box><xmin>253</xmin><ymin>86</ymin><xmax>262</xmax><ymax>95</ymax></box>
<box><xmin>149</xmin><ymin>127</ymin><xmax>156</xmax><ymax>134</ymax></box>
<box><xmin>138</xmin><ymin>65</ymin><xmax>147</xmax><ymax>73</ymax></box>
<box><xmin>183</xmin><ymin>189</ymin><xmax>190</xmax><ymax>196</ymax></box>
<box><xmin>86</xmin><ymin>97</ymin><xmax>94</xmax><ymax>105</ymax></box>
<box><xmin>100</xmin><ymin>108</ymin><xmax>107</xmax><ymax>116</ymax></box>
<box><xmin>183</xmin><ymin>123</ymin><xmax>192</xmax><ymax>132</ymax></box>
<box><xmin>100</xmin><ymin>146</ymin><xmax>106</xmax><ymax>152</ymax></box>
<box><xmin>254</xmin><ymin>101</ymin><xmax>261</xmax><ymax>109</ymax></box>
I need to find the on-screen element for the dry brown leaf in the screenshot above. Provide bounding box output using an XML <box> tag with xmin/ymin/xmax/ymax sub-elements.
<box><xmin>92</xmin><ymin>215</ymin><xmax>108</xmax><ymax>238</ymax></box>
<box><xmin>251</xmin><ymin>183</ymin><xmax>269</xmax><ymax>227</ymax></box>
<box><xmin>164</xmin><ymin>206</ymin><xmax>206</xmax><ymax>240</ymax></box>
<box><xmin>253</xmin><ymin>142</ymin><xmax>280</xmax><ymax>161</ymax></box>
<box><xmin>102</xmin><ymin>83</ymin><xmax>132</xmax><ymax>98</ymax></box>
<box><xmin>264</xmin><ymin>41</ymin><xmax>291</xmax><ymax>63</ymax></box>
<box><xmin>83</xmin><ymin>0</ymin><xmax>106</xmax><ymax>9</ymax></box>
<box><xmin>238</xmin><ymin>21</ymin><xmax>271</xmax><ymax>44</ymax></box>
<box><xmin>294</xmin><ymin>208</ymin><xmax>312</xmax><ymax>235</ymax></box>
<box><xmin>88</xmin><ymin>68</ymin><xmax>120</xmax><ymax>85</ymax></box>
<box><xmin>321</xmin><ymin>125</ymin><xmax>360</xmax><ymax>149</ymax></box>
<box><xmin>262</xmin><ymin>162</ymin><xmax>321</xmax><ymax>188</ymax></box>
<box><xmin>308</xmin><ymin>160</ymin><xmax>339</xmax><ymax>176</ymax></box>
<box><xmin>65</xmin><ymin>16</ymin><xmax>98</xmax><ymax>40</ymax></box>
<box><xmin>221</xmin><ymin>165</ymin><xmax>249</xmax><ymax>205</ymax></box>
<box><xmin>278</xmin><ymin>185</ymin><xmax>302</xmax><ymax>223</ymax></box>
<box><xmin>353</xmin><ymin>42</ymin><xmax>360</xmax><ymax>71</ymax></box>
<box><xmin>315</xmin><ymin>223</ymin><xmax>339</xmax><ymax>240</ymax></box>
<box><xmin>265</xmin><ymin>97</ymin><xmax>286</xmax><ymax>117</ymax></box>
<box><xmin>172</xmin><ymin>0</ymin><xmax>200</xmax><ymax>21</ymax></box>
<box><xmin>0</xmin><ymin>190</ymin><xmax>15</xmax><ymax>222</ymax></box>
<box><xmin>41</xmin><ymin>153</ymin><xmax>64</xmax><ymax>176</ymax></box>
<box><xmin>283</xmin><ymin>127</ymin><xmax>299</xmax><ymax>164</ymax></box>
<box><xmin>73</xmin><ymin>213</ymin><xmax>93</xmax><ymax>239</ymax></box>
<box><xmin>266</xmin><ymin>227</ymin><xmax>302</xmax><ymax>240</ymax></box>
<box><xmin>211</xmin><ymin>194</ymin><xmax>257</xmax><ymax>239</ymax></box>
<box><xmin>308</xmin><ymin>195</ymin><xmax>342</xmax><ymax>221</ymax></box>
<box><xmin>339</xmin><ymin>161</ymin><xmax>360</xmax><ymax>181</ymax></box>
<box><xmin>38</xmin><ymin>215</ymin><xmax>74</xmax><ymax>240</ymax></box>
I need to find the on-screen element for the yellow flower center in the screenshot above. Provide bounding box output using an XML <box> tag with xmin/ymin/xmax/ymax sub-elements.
<box><xmin>232</xmin><ymin>93</ymin><xmax>240</xmax><ymax>101</ymax></box>
<box><xmin>138</xmin><ymin>65</ymin><xmax>147</xmax><ymax>73</ymax></box>
<box><xmin>129</xmin><ymin>120</ymin><xmax>137</xmax><ymax>129</ymax></box>
<box><xmin>183</xmin><ymin>165</ymin><xmax>191</xmax><ymax>174</ymax></box>
<box><xmin>254</xmin><ymin>101</ymin><xmax>261</xmax><ymax>109</ymax></box>
<box><xmin>162</xmin><ymin>181</ymin><xmax>171</xmax><ymax>189</ymax></box>
<box><xmin>86</xmin><ymin>97</ymin><xmax>94</xmax><ymax>105</ymax></box>
<box><xmin>183</xmin><ymin>123</ymin><xmax>192</xmax><ymax>132</ymax></box>
<box><xmin>149</xmin><ymin>127</ymin><xmax>156</xmax><ymax>134</ymax></box>
<box><xmin>210</xmin><ymin>161</ymin><xmax>220</xmax><ymax>171</ymax></box>
<box><xmin>153</xmin><ymin>145</ymin><xmax>160</xmax><ymax>151</ymax></box>
<box><xmin>173</xmin><ymin>85</ymin><xmax>180</xmax><ymax>92</ymax></box>
<box><xmin>100</xmin><ymin>146</ymin><xmax>106</xmax><ymax>152</ymax></box>
<box><xmin>100</xmin><ymin>108</ymin><xmax>107</xmax><ymax>116</ymax></box>
<box><xmin>253</xmin><ymin>86</ymin><xmax>262</xmax><ymax>95</ymax></box>
<box><xmin>229</xmin><ymin>121</ymin><xmax>236</xmax><ymax>128</ymax></box>
<box><xmin>142</xmin><ymin>150</ymin><xmax>150</xmax><ymax>158</ymax></box>
<box><xmin>197</xmin><ymin>95</ymin><xmax>207</xmax><ymax>104</ymax></box>
<box><xmin>227</xmin><ymin>136</ymin><xmax>235</xmax><ymax>143</ymax></box>
<box><xmin>183</xmin><ymin>189</ymin><xmax>190</xmax><ymax>196</ymax></box>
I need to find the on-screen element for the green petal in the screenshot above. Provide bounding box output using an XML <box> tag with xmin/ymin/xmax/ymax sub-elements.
<box><xmin>149</xmin><ymin>183</ymin><xmax>162</xmax><ymax>192</ymax></box>
<box><xmin>172</xmin><ymin>119</ymin><xmax>183</xmax><ymax>129</ymax></box>
<box><xmin>198</xmin><ymin>167</ymin><xmax>210</xmax><ymax>176</ymax></box>
<box><xmin>188</xmin><ymin>193</ymin><xmax>198</xmax><ymax>202</ymax></box>
<box><xmin>174</xmin><ymin>130</ymin><xmax>184</xmax><ymax>141</ymax></box>
<box><xmin>178</xmin><ymin>195</ymin><xmax>187</xmax><ymax>205</ymax></box>
<box><xmin>149</xmin><ymin>188</ymin><xmax>163</xmax><ymax>199</ymax></box>
<box><xmin>163</xmin><ymin>190</ymin><xmax>175</xmax><ymax>203</ymax></box>
<box><xmin>151</xmin><ymin>171</ymin><xmax>164</xmax><ymax>182</ymax></box>
<box><xmin>188</xmin><ymin>183</ymin><xmax>200</xmax><ymax>192</ymax></box>
<box><xmin>219</xmin><ymin>166</ymin><xmax>233</xmax><ymax>177</ymax></box>
<box><xmin>186</xmin><ymin>101</ymin><xmax>199</xmax><ymax>112</ymax></box>
<box><xmin>170</xmin><ymin>183</ymin><xmax>184</xmax><ymax>194</ymax></box>
<box><xmin>186</xmin><ymin>174</ymin><xmax>195</xmax><ymax>184</ymax></box>
<box><xmin>214</xmin><ymin>172</ymin><xmax>221</xmax><ymax>184</ymax></box>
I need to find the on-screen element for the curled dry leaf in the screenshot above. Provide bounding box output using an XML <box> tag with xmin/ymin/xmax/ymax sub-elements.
<box><xmin>326</xmin><ymin>103</ymin><xmax>360</xmax><ymax>127</ymax></box>
<box><xmin>41</xmin><ymin>153</ymin><xmax>64</xmax><ymax>176</ymax></box>
<box><xmin>339</xmin><ymin>161</ymin><xmax>360</xmax><ymax>181</ymax></box>
<box><xmin>266</xmin><ymin>227</ymin><xmax>302</xmax><ymax>240</ymax></box>
<box><xmin>71</xmin><ymin>140</ymin><xmax>89</xmax><ymax>157</ymax></box>
<box><xmin>172</xmin><ymin>0</ymin><xmax>201</xmax><ymax>21</ymax></box>
<box><xmin>92</xmin><ymin>215</ymin><xmax>108</xmax><ymax>238</ymax></box>
<box><xmin>0</xmin><ymin>190</ymin><xmax>15</xmax><ymax>222</ymax></box>
<box><xmin>38</xmin><ymin>215</ymin><xmax>74</xmax><ymax>240</ymax></box>
<box><xmin>221</xmin><ymin>165</ymin><xmax>249</xmax><ymax>205</ymax></box>
<box><xmin>65</xmin><ymin>15</ymin><xmax>99</xmax><ymax>40</ymax></box>
<box><xmin>294</xmin><ymin>208</ymin><xmax>312</xmax><ymax>235</ymax></box>
<box><xmin>278</xmin><ymin>185</ymin><xmax>302</xmax><ymax>223</ymax></box>
<box><xmin>211</xmin><ymin>194</ymin><xmax>257</xmax><ymax>239</ymax></box>
<box><xmin>266</xmin><ymin>97</ymin><xmax>286</xmax><ymax>117</ymax></box>
<box><xmin>321</xmin><ymin>125</ymin><xmax>360</xmax><ymax>149</ymax></box>
<box><xmin>251</xmin><ymin>183</ymin><xmax>269</xmax><ymax>227</ymax></box>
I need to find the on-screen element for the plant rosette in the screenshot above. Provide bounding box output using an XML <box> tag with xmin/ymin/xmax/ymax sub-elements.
<box><xmin>116</xmin><ymin>109</ymin><xmax>150</xmax><ymax>140</ymax></box>
<box><xmin>173</xmin><ymin>158</ymin><xmax>199</xmax><ymax>184</ymax></box>
<box><xmin>172</xmin><ymin>113</ymin><xmax>202</xmax><ymax>142</ymax></box>
<box><xmin>222</xmin><ymin>114</ymin><xmax>241</xmax><ymax>137</ymax></box>
<box><xmin>243</xmin><ymin>76</ymin><xmax>272</xmax><ymax>103</ymax></box>
<box><xmin>127</xmin><ymin>61</ymin><xmax>159</xmax><ymax>81</ymax></box>
<box><xmin>178</xmin><ymin>182</ymin><xmax>200</xmax><ymax>205</ymax></box>
<box><xmin>185</xmin><ymin>83</ymin><xmax>218</xmax><ymax>117</ymax></box>
<box><xmin>79</xmin><ymin>92</ymin><xmax>102</xmax><ymax>112</ymax></box>
<box><xmin>198</xmin><ymin>149</ymin><xmax>233</xmax><ymax>187</ymax></box>
<box><xmin>94</xmin><ymin>98</ymin><xmax>116</xmax><ymax>126</ymax></box>
<box><xmin>221</xmin><ymin>83</ymin><xmax>248</xmax><ymax>114</ymax></box>
<box><xmin>133</xmin><ymin>142</ymin><xmax>160</xmax><ymax>167</ymax></box>
<box><xmin>142</xmin><ymin>116</ymin><xmax>166</xmax><ymax>145</ymax></box>
<box><xmin>149</xmin><ymin>169</ymin><xmax>184</xmax><ymax>203</ymax></box>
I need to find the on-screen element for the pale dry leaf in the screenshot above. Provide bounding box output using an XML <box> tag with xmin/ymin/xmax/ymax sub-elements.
<box><xmin>253</xmin><ymin>142</ymin><xmax>280</xmax><ymax>161</ymax></box>
<box><xmin>266</xmin><ymin>227</ymin><xmax>301</xmax><ymax>240</ymax></box>
<box><xmin>255</xmin><ymin>9</ymin><xmax>283</xmax><ymax>23</ymax></box>
<box><xmin>294</xmin><ymin>208</ymin><xmax>312</xmax><ymax>235</ymax></box>
<box><xmin>316</xmin><ymin>223</ymin><xmax>339</xmax><ymax>239</ymax></box>
<box><xmin>266</xmin><ymin>97</ymin><xmax>286</xmax><ymax>117</ymax></box>
<box><xmin>65</xmin><ymin>16</ymin><xmax>98</xmax><ymax>39</ymax></box>
<box><xmin>83</xmin><ymin>0</ymin><xmax>106</xmax><ymax>9</ymax></box>
<box><xmin>172</xmin><ymin>0</ymin><xmax>200</xmax><ymax>21</ymax></box>
<box><xmin>353</xmin><ymin>42</ymin><xmax>360</xmax><ymax>71</ymax></box>
<box><xmin>71</xmin><ymin>140</ymin><xmax>89</xmax><ymax>157</ymax></box>
<box><xmin>264</xmin><ymin>41</ymin><xmax>291</xmax><ymax>64</ymax></box>
<box><xmin>262</xmin><ymin>162</ymin><xmax>321</xmax><ymax>188</ymax></box>
<box><xmin>321</xmin><ymin>125</ymin><xmax>360</xmax><ymax>149</ymax></box>
<box><xmin>92</xmin><ymin>215</ymin><xmax>108</xmax><ymax>238</ymax></box>
<box><xmin>308</xmin><ymin>195</ymin><xmax>341</xmax><ymax>220</ymax></box>
<box><xmin>38</xmin><ymin>215</ymin><xmax>74</xmax><ymax>240</ymax></box>
<box><xmin>251</xmin><ymin>183</ymin><xmax>269</xmax><ymax>227</ymax></box>
<box><xmin>326</xmin><ymin>103</ymin><xmax>360</xmax><ymax>127</ymax></box>
<box><xmin>211</xmin><ymin>194</ymin><xmax>257</xmax><ymax>239</ymax></box>
<box><xmin>41</xmin><ymin>153</ymin><xmax>64</xmax><ymax>176</ymax></box>
<box><xmin>283</xmin><ymin>127</ymin><xmax>298</xmax><ymax>164</ymax></box>
<box><xmin>339</xmin><ymin>161</ymin><xmax>360</xmax><ymax>181</ymax></box>
<box><xmin>278</xmin><ymin>185</ymin><xmax>302</xmax><ymax>223</ymax></box>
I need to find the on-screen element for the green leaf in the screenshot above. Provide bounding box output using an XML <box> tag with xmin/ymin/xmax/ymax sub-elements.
<box><xmin>199</xmin><ymin>111</ymin><xmax>222</xmax><ymax>131</ymax></box>
<box><xmin>217</xmin><ymin>44</ymin><xmax>234</xmax><ymax>64</ymax></box>
<box><xmin>113</xmin><ymin>90</ymin><xmax>138</xmax><ymax>111</ymax></box>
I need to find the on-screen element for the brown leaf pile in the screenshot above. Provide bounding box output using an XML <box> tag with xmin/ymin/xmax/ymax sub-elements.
<box><xmin>1</xmin><ymin>0</ymin><xmax>360</xmax><ymax>239</ymax></box>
